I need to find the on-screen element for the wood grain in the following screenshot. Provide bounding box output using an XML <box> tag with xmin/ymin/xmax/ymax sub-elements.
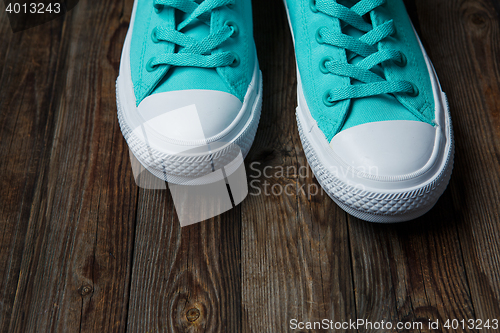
<box><xmin>416</xmin><ymin>0</ymin><xmax>500</xmax><ymax>325</ymax></box>
<box><xmin>126</xmin><ymin>190</ymin><xmax>241</xmax><ymax>332</ymax></box>
<box><xmin>242</xmin><ymin>1</ymin><xmax>355</xmax><ymax>332</ymax></box>
<box><xmin>0</xmin><ymin>13</ymin><xmax>65</xmax><ymax>333</ymax></box>
<box><xmin>347</xmin><ymin>195</ymin><xmax>475</xmax><ymax>333</ymax></box>
<box><xmin>1</xmin><ymin>0</ymin><xmax>137</xmax><ymax>332</ymax></box>
<box><xmin>0</xmin><ymin>8</ymin><xmax>13</xmax><ymax>77</ymax></box>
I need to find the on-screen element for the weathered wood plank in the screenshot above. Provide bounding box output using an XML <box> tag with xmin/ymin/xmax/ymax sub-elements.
<box><xmin>0</xmin><ymin>6</ymin><xmax>13</xmax><ymax>77</ymax></box>
<box><xmin>345</xmin><ymin>1</ymin><xmax>496</xmax><ymax>331</ymax></box>
<box><xmin>3</xmin><ymin>0</ymin><xmax>138</xmax><ymax>331</ymax></box>
<box><xmin>348</xmin><ymin>195</ymin><xmax>475</xmax><ymax>333</ymax></box>
<box><xmin>126</xmin><ymin>189</ymin><xmax>241</xmax><ymax>332</ymax></box>
<box><xmin>0</xmin><ymin>14</ymin><xmax>66</xmax><ymax>333</ymax></box>
<box><xmin>242</xmin><ymin>1</ymin><xmax>355</xmax><ymax>332</ymax></box>
<box><xmin>417</xmin><ymin>0</ymin><xmax>500</xmax><ymax>324</ymax></box>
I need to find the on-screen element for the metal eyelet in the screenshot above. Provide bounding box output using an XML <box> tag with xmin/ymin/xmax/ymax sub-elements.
<box><xmin>230</xmin><ymin>53</ymin><xmax>240</xmax><ymax>67</ymax></box>
<box><xmin>151</xmin><ymin>27</ymin><xmax>159</xmax><ymax>43</ymax></box>
<box><xmin>146</xmin><ymin>57</ymin><xmax>158</xmax><ymax>72</ymax></box>
<box><xmin>407</xmin><ymin>83</ymin><xmax>419</xmax><ymax>97</ymax></box>
<box><xmin>225</xmin><ymin>20</ymin><xmax>239</xmax><ymax>38</ymax></box>
<box><xmin>323</xmin><ymin>90</ymin><xmax>337</xmax><ymax>107</ymax></box>
<box><xmin>319</xmin><ymin>56</ymin><xmax>332</xmax><ymax>74</ymax></box>
<box><xmin>315</xmin><ymin>27</ymin><xmax>325</xmax><ymax>44</ymax></box>
<box><xmin>393</xmin><ymin>53</ymin><xmax>407</xmax><ymax>67</ymax></box>
<box><xmin>154</xmin><ymin>4</ymin><xmax>164</xmax><ymax>14</ymax></box>
<box><xmin>309</xmin><ymin>0</ymin><xmax>318</xmax><ymax>12</ymax></box>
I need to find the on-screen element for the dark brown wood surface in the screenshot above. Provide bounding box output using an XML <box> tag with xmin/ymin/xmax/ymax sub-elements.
<box><xmin>0</xmin><ymin>0</ymin><xmax>499</xmax><ymax>332</ymax></box>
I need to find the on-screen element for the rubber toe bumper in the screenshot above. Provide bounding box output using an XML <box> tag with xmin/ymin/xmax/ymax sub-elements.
<box><xmin>137</xmin><ymin>90</ymin><xmax>243</xmax><ymax>143</ymax></box>
<box><xmin>329</xmin><ymin>120</ymin><xmax>436</xmax><ymax>178</ymax></box>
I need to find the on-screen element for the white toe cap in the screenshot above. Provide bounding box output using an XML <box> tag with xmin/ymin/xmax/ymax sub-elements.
<box><xmin>137</xmin><ymin>90</ymin><xmax>243</xmax><ymax>142</ymax></box>
<box><xmin>330</xmin><ymin>120</ymin><xmax>436</xmax><ymax>178</ymax></box>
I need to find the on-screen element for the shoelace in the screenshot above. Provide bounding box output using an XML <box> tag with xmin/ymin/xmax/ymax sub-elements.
<box><xmin>146</xmin><ymin>0</ymin><xmax>238</xmax><ymax>72</ymax></box>
<box><xmin>312</xmin><ymin>0</ymin><xmax>418</xmax><ymax>106</ymax></box>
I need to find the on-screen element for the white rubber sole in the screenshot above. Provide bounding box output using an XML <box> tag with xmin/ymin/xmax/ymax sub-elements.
<box><xmin>116</xmin><ymin>73</ymin><xmax>263</xmax><ymax>185</ymax></box>
<box><xmin>296</xmin><ymin>101</ymin><xmax>454</xmax><ymax>223</ymax></box>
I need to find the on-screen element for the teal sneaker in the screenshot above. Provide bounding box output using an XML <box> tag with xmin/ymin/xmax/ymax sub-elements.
<box><xmin>284</xmin><ymin>0</ymin><xmax>454</xmax><ymax>222</ymax></box>
<box><xmin>117</xmin><ymin>0</ymin><xmax>262</xmax><ymax>184</ymax></box>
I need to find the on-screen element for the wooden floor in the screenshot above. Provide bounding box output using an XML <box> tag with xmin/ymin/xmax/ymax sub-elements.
<box><xmin>1</xmin><ymin>0</ymin><xmax>500</xmax><ymax>332</ymax></box>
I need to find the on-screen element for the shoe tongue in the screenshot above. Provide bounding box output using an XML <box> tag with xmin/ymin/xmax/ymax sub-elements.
<box><xmin>342</xmin><ymin>24</ymin><xmax>385</xmax><ymax>78</ymax></box>
<box><xmin>337</xmin><ymin>3</ymin><xmax>419</xmax><ymax>132</ymax></box>
<box><xmin>150</xmin><ymin>5</ymin><xmax>232</xmax><ymax>97</ymax></box>
<box><xmin>176</xmin><ymin>9</ymin><xmax>210</xmax><ymax>50</ymax></box>
<box><xmin>339</xmin><ymin>1</ymin><xmax>384</xmax><ymax>78</ymax></box>
<box><xmin>337</xmin><ymin>0</ymin><xmax>357</xmax><ymax>7</ymax></box>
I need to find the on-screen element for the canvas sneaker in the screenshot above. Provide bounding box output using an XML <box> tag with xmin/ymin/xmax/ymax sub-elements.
<box><xmin>284</xmin><ymin>0</ymin><xmax>454</xmax><ymax>222</ymax></box>
<box><xmin>116</xmin><ymin>0</ymin><xmax>262</xmax><ymax>185</ymax></box>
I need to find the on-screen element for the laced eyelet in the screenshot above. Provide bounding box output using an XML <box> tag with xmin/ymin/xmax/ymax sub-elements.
<box><xmin>146</xmin><ymin>57</ymin><xmax>158</xmax><ymax>72</ymax></box>
<box><xmin>154</xmin><ymin>4</ymin><xmax>164</xmax><ymax>14</ymax></box>
<box><xmin>323</xmin><ymin>90</ymin><xmax>337</xmax><ymax>107</ymax></box>
<box><xmin>230</xmin><ymin>53</ymin><xmax>240</xmax><ymax>67</ymax></box>
<box><xmin>225</xmin><ymin>20</ymin><xmax>239</xmax><ymax>38</ymax></box>
<box><xmin>315</xmin><ymin>27</ymin><xmax>325</xmax><ymax>44</ymax></box>
<box><xmin>151</xmin><ymin>27</ymin><xmax>159</xmax><ymax>43</ymax></box>
<box><xmin>227</xmin><ymin>2</ymin><xmax>235</xmax><ymax>9</ymax></box>
<box><xmin>319</xmin><ymin>56</ymin><xmax>332</xmax><ymax>74</ymax></box>
<box><xmin>407</xmin><ymin>83</ymin><xmax>419</xmax><ymax>97</ymax></box>
<box><xmin>309</xmin><ymin>0</ymin><xmax>318</xmax><ymax>12</ymax></box>
<box><xmin>393</xmin><ymin>53</ymin><xmax>407</xmax><ymax>67</ymax></box>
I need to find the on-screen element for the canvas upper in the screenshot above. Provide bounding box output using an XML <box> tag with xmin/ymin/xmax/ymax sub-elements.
<box><xmin>129</xmin><ymin>0</ymin><xmax>257</xmax><ymax>108</ymax></box>
<box><xmin>285</xmin><ymin>0</ymin><xmax>436</xmax><ymax>143</ymax></box>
